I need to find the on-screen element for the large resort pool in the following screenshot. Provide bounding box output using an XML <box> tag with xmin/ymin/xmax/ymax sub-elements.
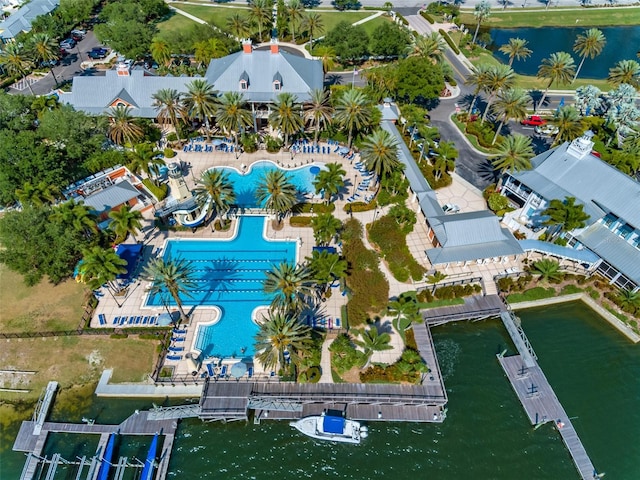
<box><xmin>146</xmin><ymin>216</ymin><xmax>297</xmax><ymax>358</ymax></box>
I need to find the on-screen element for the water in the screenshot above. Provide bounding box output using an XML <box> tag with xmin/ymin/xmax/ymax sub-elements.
<box><xmin>212</xmin><ymin>160</ymin><xmax>325</xmax><ymax>208</ymax></box>
<box><xmin>2</xmin><ymin>302</ymin><xmax>638</xmax><ymax>478</ymax></box>
<box><xmin>489</xmin><ymin>25</ymin><xmax>640</xmax><ymax>79</ymax></box>
<box><xmin>146</xmin><ymin>216</ymin><xmax>297</xmax><ymax>357</ymax></box>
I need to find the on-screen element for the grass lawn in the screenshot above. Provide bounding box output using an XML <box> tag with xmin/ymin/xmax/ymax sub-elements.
<box><xmin>419</xmin><ymin>298</ymin><xmax>465</xmax><ymax>309</ymax></box>
<box><xmin>155</xmin><ymin>10</ymin><xmax>199</xmax><ymax>38</ymax></box>
<box><xmin>507</xmin><ymin>286</ymin><xmax>557</xmax><ymax>303</ymax></box>
<box><xmin>0</xmin><ymin>265</ymin><xmax>87</xmax><ymax>334</ymax></box>
<box><xmin>459</xmin><ymin>7</ymin><xmax>640</xmax><ymax>28</ymax></box>
<box><xmin>171</xmin><ymin>4</ymin><xmax>249</xmax><ymax>30</ymax></box>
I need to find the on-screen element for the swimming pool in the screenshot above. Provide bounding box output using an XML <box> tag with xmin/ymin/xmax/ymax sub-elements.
<box><xmin>145</xmin><ymin>216</ymin><xmax>297</xmax><ymax>358</ymax></box>
<box><xmin>212</xmin><ymin>160</ymin><xmax>325</xmax><ymax>208</ymax></box>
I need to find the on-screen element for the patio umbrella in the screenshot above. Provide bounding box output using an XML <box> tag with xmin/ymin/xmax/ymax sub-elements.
<box><xmin>157</xmin><ymin>313</ymin><xmax>173</xmax><ymax>326</ymax></box>
<box><xmin>338</xmin><ymin>147</ymin><xmax>350</xmax><ymax>154</ymax></box>
<box><xmin>212</xmin><ymin>139</ymin><xmax>224</xmax><ymax>146</ymax></box>
<box><xmin>230</xmin><ymin>362</ymin><xmax>247</xmax><ymax>378</ymax></box>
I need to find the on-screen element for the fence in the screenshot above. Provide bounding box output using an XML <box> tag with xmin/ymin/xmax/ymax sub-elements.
<box><xmin>417</xmin><ymin>276</ymin><xmax>482</xmax><ymax>293</ymax></box>
<box><xmin>0</xmin><ymin>327</ymin><xmax>169</xmax><ymax>340</ymax></box>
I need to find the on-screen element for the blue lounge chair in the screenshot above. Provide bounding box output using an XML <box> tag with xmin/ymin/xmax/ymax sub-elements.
<box><xmin>219</xmin><ymin>365</ymin><xmax>228</xmax><ymax>378</ymax></box>
<box><xmin>167</xmin><ymin>355</ymin><xmax>182</xmax><ymax>361</ymax></box>
<box><xmin>150</xmin><ymin>316</ymin><xmax>158</xmax><ymax>324</ymax></box>
<box><xmin>113</xmin><ymin>316</ymin><xmax>120</xmax><ymax>325</ymax></box>
<box><xmin>174</xmin><ymin>328</ymin><xmax>187</xmax><ymax>334</ymax></box>
<box><xmin>98</xmin><ymin>314</ymin><xmax>106</xmax><ymax>326</ymax></box>
<box><xmin>335</xmin><ymin>318</ymin><xmax>341</xmax><ymax>328</ymax></box>
<box><xmin>206</xmin><ymin>363</ymin><xmax>216</xmax><ymax>377</ymax></box>
<box><xmin>119</xmin><ymin>317</ymin><xmax>127</xmax><ymax>325</ymax></box>
<box><xmin>247</xmin><ymin>367</ymin><xmax>253</xmax><ymax>378</ymax></box>
<box><xmin>169</xmin><ymin>346</ymin><xmax>184</xmax><ymax>353</ymax></box>
<box><xmin>171</xmin><ymin>336</ymin><xmax>185</xmax><ymax>342</ymax></box>
<box><xmin>135</xmin><ymin>316</ymin><xmax>142</xmax><ymax>324</ymax></box>
<box><xmin>127</xmin><ymin>317</ymin><xmax>135</xmax><ymax>325</ymax></box>
<box><xmin>142</xmin><ymin>316</ymin><xmax>149</xmax><ymax>324</ymax></box>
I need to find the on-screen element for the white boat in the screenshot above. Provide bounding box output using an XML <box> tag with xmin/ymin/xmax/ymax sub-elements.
<box><xmin>290</xmin><ymin>414</ymin><xmax>368</xmax><ymax>444</ymax></box>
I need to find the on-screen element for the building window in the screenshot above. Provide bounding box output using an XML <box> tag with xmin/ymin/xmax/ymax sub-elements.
<box><xmin>615</xmin><ymin>223</ymin><xmax>633</xmax><ymax>240</ymax></box>
<box><xmin>602</xmin><ymin>213</ymin><xmax>618</xmax><ymax>228</ymax></box>
<box><xmin>273</xmin><ymin>81</ymin><xmax>281</xmax><ymax>91</ymax></box>
<box><xmin>240</xmin><ymin>80</ymin><xmax>247</xmax><ymax>90</ymax></box>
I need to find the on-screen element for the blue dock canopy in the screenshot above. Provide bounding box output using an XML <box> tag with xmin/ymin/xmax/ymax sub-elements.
<box><xmin>323</xmin><ymin>415</ymin><xmax>345</xmax><ymax>434</ymax></box>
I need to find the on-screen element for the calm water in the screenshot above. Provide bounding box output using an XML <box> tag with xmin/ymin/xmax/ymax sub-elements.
<box><xmin>147</xmin><ymin>216</ymin><xmax>297</xmax><ymax>357</ymax></box>
<box><xmin>489</xmin><ymin>25</ymin><xmax>640</xmax><ymax>79</ymax></box>
<box><xmin>1</xmin><ymin>302</ymin><xmax>638</xmax><ymax>478</ymax></box>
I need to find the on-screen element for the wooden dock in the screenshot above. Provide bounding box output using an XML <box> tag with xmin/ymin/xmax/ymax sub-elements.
<box><xmin>498</xmin><ymin>354</ymin><xmax>597</xmax><ymax>479</ymax></box>
<box><xmin>422</xmin><ymin>294</ymin><xmax>505</xmax><ymax>326</ymax></box>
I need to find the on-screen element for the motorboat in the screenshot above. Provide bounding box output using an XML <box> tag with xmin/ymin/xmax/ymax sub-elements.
<box><xmin>290</xmin><ymin>413</ymin><xmax>368</xmax><ymax>444</ymax></box>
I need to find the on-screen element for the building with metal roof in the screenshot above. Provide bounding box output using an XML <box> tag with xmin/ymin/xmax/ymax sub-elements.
<box><xmin>501</xmin><ymin>131</ymin><xmax>640</xmax><ymax>291</ymax></box>
<box><xmin>81</xmin><ymin>180</ymin><xmax>142</xmax><ymax>219</ymax></box>
<box><xmin>0</xmin><ymin>0</ymin><xmax>58</xmax><ymax>43</ymax></box>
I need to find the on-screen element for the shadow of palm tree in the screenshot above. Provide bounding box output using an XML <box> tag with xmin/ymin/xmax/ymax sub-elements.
<box><xmin>529</xmin><ymin>90</ymin><xmax>549</xmax><ymax>112</ymax></box>
<box><xmin>477</xmin><ymin>157</ymin><xmax>500</xmax><ymax>184</ymax></box>
<box><xmin>324</xmin><ymin>74</ymin><xmax>342</xmax><ymax>86</ymax></box>
<box><xmin>531</xmin><ymin>135</ymin><xmax>553</xmax><ymax>154</ymax></box>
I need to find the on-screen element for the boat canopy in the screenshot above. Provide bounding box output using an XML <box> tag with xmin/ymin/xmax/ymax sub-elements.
<box><xmin>323</xmin><ymin>415</ymin><xmax>345</xmax><ymax>434</ymax></box>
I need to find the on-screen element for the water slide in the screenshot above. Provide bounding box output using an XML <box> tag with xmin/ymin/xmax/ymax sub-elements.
<box><xmin>173</xmin><ymin>197</ymin><xmax>211</xmax><ymax>228</ymax></box>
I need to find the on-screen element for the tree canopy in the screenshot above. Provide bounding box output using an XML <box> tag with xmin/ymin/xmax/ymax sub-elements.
<box><xmin>394</xmin><ymin>57</ymin><xmax>445</xmax><ymax>105</ymax></box>
<box><xmin>323</xmin><ymin>21</ymin><xmax>369</xmax><ymax>63</ymax></box>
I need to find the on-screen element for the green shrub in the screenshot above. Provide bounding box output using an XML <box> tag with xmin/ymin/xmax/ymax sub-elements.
<box><xmin>447</xmin><ymin>77</ymin><xmax>457</xmax><ymax>87</ymax></box>
<box><xmin>241</xmin><ymin>134</ymin><xmax>258</xmax><ymax>153</ymax></box>
<box><xmin>465</xmin><ymin>119</ymin><xmax>501</xmax><ymax>148</ymax></box>
<box><xmin>110</xmin><ymin>333</ymin><xmax>129</xmax><ymax>339</ymax></box>
<box><xmin>560</xmin><ymin>284</ymin><xmax>583</xmax><ymax>295</ymax></box>
<box><xmin>163</xmin><ymin>148</ymin><xmax>176</xmax><ymax>158</ymax></box>
<box><xmin>330</xmin><ymin>333</ymin><xmax>366</xmax><ymax>374</ymax></box>
<box><xmin>487</xmin><ymin>193</ymin><xmax>509</xmax><ymax>213</ymax></box>
<box><xmin>290</xmin><ymin>216</ymin><xmax>312</xmax><ymax>227</ymax></box>
<box><xmin>265</xmin><ymin>136</ymin><xmax>283</xmax><ymax>153</ymax></box>
<box><xmin>438</xmin><ymin>29</ymin><xmax>460</xmax><ymax>55</ymax></box>
<box><xmin>297</xmin><ymin>202</ymin><xmax>335</xmax><ymax>214</ymax></box>
<box><xmin>507</xmin><ymin>287</ymin><xmax>557</xmax><ymax>303</ymax></box>
<box><xmin>420</xmin><ymin>12</ymin><xmax>435</xmax><ymax>24</ymax></box>
<box><xmin>344</xmin><ymin>201</ymin><xmax>376</xmax><ymax>213</ymax></box>
<box><xmin>142</xmin><ymin>178</ymin><xmax>168</xmax><ymax>201</ymax></box>
<box><xmin>396</xmin><ymin>13</ymin><xmax>409</xmax><ymax>25</ymax></box>
<box><xmin>166</xmin><ymin>132</ymin><xmax>178</xmax><ymax>142</ymax></box>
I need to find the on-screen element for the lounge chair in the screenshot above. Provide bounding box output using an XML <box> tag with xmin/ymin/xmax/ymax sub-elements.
<box><xmin>219</xmin><ymin>365</ymin><xmax>228</xmax><ymax>378</ymax></box>
<box><xmin>247</xmin><ymin>367</ymin><xmax>253</xmax><ymax>378</ymax></box>
<box><xmin>98</xmin><ymin>314</ymin><xmax>106</xmax><ymax>325</ymax></box>
<box><xmin>206</xmin><ymin>363</ymin><xmax>216</xmax><ymax>377</ymax></box>
<box><xmin>127</xmin><ymin>317</ymin><xmax>135</xmax><ymax>324</ymax></box>
<box><xmin>149</xmin><ymin>316</ymin><xmax>158</xmax><ymax>325</ymax></box>
<box><xmin>142</xmin><ymin>316</ymin><xmax>149</xmax><ymax>324</ymax></box>
<box><xmin>171</xmin><ymin>336</ymin><xmax>185</xmax><ymax>342</ymax></box>
<box><xmin>169</xmin><ymin>346</ymin><xmax>184</xmax><ymax>353</ymax></box>
<box><xmin>335</xmin><ymin>318</ymin><xmax>341</xmax><ymax>328</ymax></box>
<box><xmin>135</xmin><ymin>316</ymin><xmax>142</xmax><ymax>324</ymax></box>
<box><xmin>119</xmin><ymin>316</ymin><xmax>127</xmax><ymax>325</ymax></box>
<box><xmin>113</xmin><ymin>316</ymin><xmax>120</xmax><ymax>325</ymax></box>
<box><xmin>166</xmin><ymin>355</ymin><xmax>182</xmax><ymax>361</ymax></box>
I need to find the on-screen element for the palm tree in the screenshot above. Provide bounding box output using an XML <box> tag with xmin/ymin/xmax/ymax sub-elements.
<box><xmin>491</xmin><ymin>134</ymin><xmax>534</xmax><ymax>173</ymax></box>
<box><xmin>433</xmin><ymin>151</ymin><xmax>456</xmax><ymax>181</ymax></box>
<box><xmin>143</xmin><ymin>257</ymin><xmax>197</xmax><ymax>322</ymax></box>
<box><xmin>313</xmin><ymin>45</ymin><xmax>336</xmax><ymax>73</ymax></box>
<box><xmin>29</xmin><ymin>33</ymin><xmax>59</xmax><ymax>86</ymax></box>
<box><xmin>531</xmin><ymin>258</ymin><xmax>563</xmax><ymax>282</ymax></box>
<box><xmin>263</xmin><ymin>261</ymin><xmax>316</xmax><ymax>313</ymax></box>
<box><xmin>150</xmin><ymin>39</ymin><xmax>172</xmax><ymax>67</ymax></box>
<box><xmin>215</xmin><ymin>91</ymin><xmax>253</xmax><ymax>152</ymax></box>
<box><xmin>226</xmin><ymin>12</ymin><xmax>252</xmax><ymax>39</ymax></box>
<box><xmin>360</xmin><ymin>129</ymin><xmax>401</xmax><ymax>182</ymax></box>
<box><xmin>354</xmin><ymin>325</ymin><xmax>393</xmax><ymax>367</ymax></box>
<box><xmin>472</xmin><ymin>0</ymin><xmax>491</xmax><ymax>45</ymax></box>
<box><xmin>313</xmin><ymin>162</ymin><xmax>345</xmax><ymax>204</ymax></box>
<box><xmin>301</xmin><ymin>12</ymin><xmax>324</xmax><ymax>48</ymax></box>
<box><xmin>542</xmin><ymin>196</ymin><xmax>590</xmax><ymax>240</ymax></box>
<box><xmin>311</xmin><ymin>213</ymin><xmax>342</xmax><ymax>246</ymax></box>
<box><xmin>499</xmin><ymin>38</ymin><xmax>532</xmax><ymax>67</ymax></box>
<box><xmin>51</xmin><ymin>200</ymin><xmax>98</xmax><ymax>238</ymax></box>
<box><xmin>108</xmin><ymin>106</ymin><xmax>144</xmax><ymax>146</ymax></box>
<box><xmin>269</xmin><ymin>92</ymin><xmax>304</xmax><ymax>147</ymax></box>
<box><xmin>0</xmin><ymin>42</ymin><xmax>34</xmax><ymax>94</ymax></box>
<box><xmin>387</xmin><ymin>294</ymin><xmax>421</xmax><ymax>333</ymax></box>
<box><xmin>607</xmin><ymin>60</ymin><xmax>640</xmax><ymax>88</ymax></box>
<box><xmin>553</xmin><ymin>106</ymin><xmax>584</xmax><ymax>144</ymax></box>
<box><xmin>183</xmin><ymin>79</ymin><xmax>219</xmax><ymax>140</ymax></box>
<box><xmin>193</xmin><ymin>38</ymin><xmax>228</xmax><ymax>65</ymax></box>
<box><xmin>304</xmin><ymin>88</ymin><xmax>333</xmax><ymax>143</ymax></box>
<box><xmin>248</xmin><ymin>0</ymin><xmax>273</xmax><ymax>42</ymax></box>
<box><xmin>194</xmin><ymin>169</ymin><xmax>236</xmax><ymax>223</ymax></box>
<box><xmin>407</xmin><ymin>32</ymin><xmax>445</xmax><ymax>64</ymax></box>
<box><xmin>254</xmin><ymin>311</ymin><xmax>312</xmax><ymax>374</ymax></box>
<box><xmin>465</xmin><ymin>63</ymin><xmax>492</xmax><ymax>116</ymax></box>
<box><xmin>616</xmin><ymin>289</ymin><xmax>640</xmax><ymax>313</ymax></box>
<box><xmin>491</xmin><ymin>88</ymin><xmax>531</xmax><ymax>145</ymax></box>
<box><xmin>537</xmin><ymin>52</ymin><xmax>576</xmax><ymax>110</ymax></box>
<box><xmin>307</xmin><ymin>249</ymin><xmax>348</xmax><ymax>288</ymax></box>
<box><xmin>572</xmin><ymin>28</ymin><xmax>606</xmax><ymax>82</ymax></box>
<box><xmin>15</xmin><ymin>181</ymin><xmax>59</xmax><ymax>207</ymax></box>
<box><xmin>31</xmin><ymin>94</ymin><xmax>59</xmax><ymax>118</ymax></box>
<box><xmin>334</xmin><ymin>89</ymin><xmax>372</xmax><ymax>148</ymax></box>
<box><xmin>256</xmin><ymin>169</ymin><xmax>298</xmax><ymax>224</ymax></box>
<box><xmin>574</xmin><ymin>84</ymin><xmax>603</xmax><ymax>115</ymax></box>
<box><xmin>480</xmin><ymin>64</ymin><xmax>516</xmax><ymax>124</ymax></box>
<box><xmin>78</xmin><ymin>246</ymin><xmax>128</xmax><ymax>292</ymax></box>
<box><xmin>126</xmin><ymin>142</ymin><xmax>165</xmax><ymax>181</ymax></box>
<box><xmin>108</xmin><ymin>204</ymin><xmax>143</xmax><ymax>243</ymax></box>
<box><xmin>286</xmin><ymin>0</ymin><xmax>305</xmax><ymax>42</ymax></box>
<box><xmin>152</xmin><ymin>88</ymin><xmax>185</xmax><ymax>137</ymax></box>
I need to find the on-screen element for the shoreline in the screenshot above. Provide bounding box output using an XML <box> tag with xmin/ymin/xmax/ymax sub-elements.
<box><xmin>509</xmin><ymin>293</ymin><xmax>640</xmax><ymax>343</ymax></box>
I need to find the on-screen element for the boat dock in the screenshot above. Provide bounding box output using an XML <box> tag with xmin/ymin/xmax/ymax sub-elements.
<box><xmin>422</xmin><ymin>294</ymin><xmax>506</xmax><ymax>326</ymax></box>
<box><xmin>498</xmin><ymin>311</ymin><xmax>599</xmax><ymax>480</ymax></box>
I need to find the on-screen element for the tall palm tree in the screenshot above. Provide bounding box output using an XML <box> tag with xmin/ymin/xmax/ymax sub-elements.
<box><xmin>0</xmin><ymin>42</ymin><xmax>34</xmax><ymax>94</ymax></box>
<box><xmin>78</xmin><ymin>246</ymin><xmax>128</xmax><ymax>292</ymax></box>
<box><xmin>194</xmin><ymin>169</ymin><xmax>236</xmax><ymax>223</ymax></box>
<box><xmin>286</xmin><ymin>0</ymin><xmax>305</xmax><ymax>42</ymax></box>
<box><xmin>360</xmin><ymin>129</ymin><xmax>401</xmax><ymax>182</ymax></box>
<box><xmin>537</xmin><ymin>52</ymin><xmax>576</xmax><ymax>110</ymax></box>
<box><xmin>491</xmin><ymin>88</ymin><xmax>531</xmax><ymax>144</ymax></box>
<box><xmin>542</xmin><ymin>196</ymin><xmax>590</xmax><ymax>240</ymax></box>
<box><xmin>269</xmin><ymin>92</ymin><xmax>304</xmax><ymax>147</ymax></box>
<box><xmin>491</xmin><ymin>134</ymin><xmax>534</xmax><ymax>174</ymax></box>
<box><xmin>313</xmin><ymin>45</ymin><xmax>336</xmax><ymax>73</ymax></box>
<box><xmin>572</xmin><ymin>28</ymin><xmax>606</xmax><ymax>82</ymax></box>
<box><xmin>531</xmin><ymin>258</ymin><xmax>563</xmax><ymax>282</ymax></box>
<box><xmin>143</xmin><ymin>257</ymin><xmax>197</xmax><ymax>322</ymax></box>
<box><xmin>215</xmin><ymin>91</ymin><xmax>253</xmax><ymax>152</ymax></box>
<box><xmin>248</xmin><ymin>0</ymin><xmax>273</xmax><ymax>42</ymax></box>
<box><xmin>472</xmin><ymin>0</ymin><xmax>491</xmax><ymax>45</ymax></box>
<box><xmin>313</xmin><ymin>162</ymin><xmax>345</xmax><ymax>204</ymax></box>
<box><xmin>301</xmin><ymin>12</ymin><xmax>324</xmax><ymax>48</ymax></box>
<box><xmin>607</xmin><ymin>60</ymin><xmax>640</xmax><ymax>88</ymax></box>
<box><xmin>307</xmin><ymin>250</ymin><xmax>348</xmax><ymax>289</ymax></box>
<box><xmin>29</xmin><ymin>33</ymin><xmax>59</xmax><ymax>86</ymax></box>
<box><xmin>254</xmin><ymin>311</ymin><xmax>312</xmax><ymax>374</ymax></box>
<box><xmin>498</xmin><ymin>38</ymin><xmax>532</xmax><ymax>67</ymax></box>
<box><xmin>51</xmin><ymin>200</ymin><xmax>98</xmax><ymax>239</ymax></box>
<box><xmin>334</xmin><ymin>89</ymin><xmax>372</xmax><ymax>148</ymax></box>
<box><xmin>150</xmin><ymin>39</ymin><xmax>172</xmax><ymax>67</ymax></box>
<box><xmin>226</xmin><ymin>12</ymin><xmax>252</xmax><ymax>39</ymax></box>
<box><xmin>108</xmin><ymin>204</ymin><xmax>143</xmax><ymax>243</ymax></box>
<box><xmin>126</xmin><ymin>142</ymin><xmax>165</xmax><ymax>181</ymax></box>
<box><xmin>574</xmin><ymin>84</ymin><xmax>603</xmax><ymax>115</ymax></box>
<box><xmin>354</xmin><ymin>325</ymin><xmax>393</xmax><ymax>367</ymax></box>
<box><xmin>407</xmin><ymin>32</ymin><xmax>446</xmax><ymax>64</ymax></box>
<box><xmin>263</xmin><ymin>261</ymin><xmax>316</xmax><ymax>313</ymax></box>
<box><xmin>465</xmin><ymin>63</ymin><xmax>492</xmax><ymax>116</ymax></box>
<box><xmin>183</xmin><ymin>79</ymin><xmax>219</xmax><ymax>140</ymax></box>
<box><xmin>108</xmin><ymin>105</ymin><xmax>144</xmax><ymax>146</ymax></box>
<box><xmin>15</xmin><ymin>181</ymin><xmax>59</xmax><ymax>207</ymax></box>
<box><xmin>256</xmin><ymin>169</ymin><xmax>298</xmax><ymax>224</ymax></box>
<box><xmin>304</xmin><ymin>88</ymin><xmax>333</xmax><ymax>143</ymax></box>
<box><xmin>387</xmin><ymin>294</ymin><xmax>421</xmax><ymax>333</ymax></box>
<box><xmin>152</xmin><ymin>88</ymin><xmax>185</xmax><ymax>137</ymax></box>
<box><xmin>480</xmin><ymin>64</ymin><xmax>515</xmax><ymax>124</ymax></box>
<box><xmin>553</xmin><ymin>106</ymin><xmax>584</xmax><ymax>144</ymax></box>
<box><xmin>433</xmin><ymin>141</ymin><xmax>457</xmax><ymax>180</ymax></box>
<box><xmin>193</xmin><ymin>38</ymin><xmax>228</xmax><ymax>66</ymax></box>
<box><xmin>311</xmin><ymin>213</ymin><xmax>342</xmax><ymax>246</ymax></box>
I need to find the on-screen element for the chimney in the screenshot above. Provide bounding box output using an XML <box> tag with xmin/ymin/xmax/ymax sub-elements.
<box><xmin>270</xmin><ymin>38</ymin><xmax>279</xmax><ymax>54</ymax></box>
<box><xmin>242</xmin><ymin>39</ymin><xmax>252</xmax><ymax>54</ymax></box>
<box><xmin>116</xmin><ymin>62</ymin><xmax>130</xmax><ymax>76</ymax></box>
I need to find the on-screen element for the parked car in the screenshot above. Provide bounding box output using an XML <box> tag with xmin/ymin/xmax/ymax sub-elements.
<box><xmin>70</xmin><ymin>32</ymin><xmax>84</xmax><ymax>41</ymax></box>
<box><xmin>60</xmin><ymin>38</ymin><xmax>76</xmax><ymax>49</ymax></box>
<box><xmin>535</xmin><ymin>124</ymin><xmax>559</xmax><ymax>136</ymax></box>
<box><xmin>71</xmin><ymin>29</ymin><xmax>86</xmax><ymax>36</ymax></box>
<box><xmin>521</xmin><ymin>115</ymin><xmax>546</xmax><ymax>127</ymax></box>
<box><xmin>443</xmin><ymin>204</ymin><xmax>461</xmax><ymax>214</ymax></box>
<box><xmin>88</xmin><ymin>47</ymin><xmax>109</xmax><ymax>59</ymax></box>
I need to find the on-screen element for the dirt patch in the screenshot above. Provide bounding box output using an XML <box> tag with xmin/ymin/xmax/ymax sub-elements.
<box><xmin>340</xmin><ymin>367</ymin><xmax>362</xmax><ymax>383</ymax></box>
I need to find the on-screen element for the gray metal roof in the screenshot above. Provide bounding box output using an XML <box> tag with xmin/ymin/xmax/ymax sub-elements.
<box><xmin>0</xmin><ymin>0</ymin><xmax>58</xmax><ymax>40</ymax></box>
<box><xmin>577</xmin><ymin>223</ymin><xmax>640</xmax><ymax>285</ymax></box>
<box><xmin>426</xmin><ymin>237</ymin><xmax>524</xmax><ymax>265</ymax></box>
<box><xmin>519</xmin><ymin>239</ymin><xmax>600</xmax><ymax>264</ymax></box>
<box><xmin>205</xmin><ymin>50</ymin><xmax>323</xmax><ymax>103</ymax></box>
<box><xmin>81</xmin><ymin>180</ymin><xmax>140</xmax><ymax>214</ymax></box>
<box><xmin>510</xmin><ymin>140</ymin><xmax>640</xmax><ymax>229</ymax></box>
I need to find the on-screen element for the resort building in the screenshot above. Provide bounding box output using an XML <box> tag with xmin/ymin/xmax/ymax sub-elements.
<box><xmin>0</xmin><ymin>0</ymin><xmax>58</xmax><ymax>43</ymax></box>
<box><xmin>59</xmin><ymin>40</ymin><xmax>324</xmax><ymax>130</ymax></box>
<box><xmin>500</xmin><ymin>131</ymin><xmax>640</xmax><ymax>292</ymax></box>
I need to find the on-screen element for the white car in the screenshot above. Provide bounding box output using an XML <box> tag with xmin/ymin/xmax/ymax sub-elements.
<box><xmin>443</xmin><ymin>203</ymin><xmax>460</xmax><ymax>214</ymax></box>
<box><xmin>535</xmin><ymin>124</ymin><xmax>559</xmax><ymax>136</ymax></box>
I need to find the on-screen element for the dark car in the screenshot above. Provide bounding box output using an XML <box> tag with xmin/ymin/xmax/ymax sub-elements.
<box><xmin>521</xmin><ymin>115</ymin><xmax>547</xmax><ymax>127</ymax></box>
<box><xmin>60</xmin><ymin>38</ymin><xmax>76</xmax><ymax>50</ymax></box>
<box><xmin>71</xmin><ymin>32</ymin><xmax>84</xmax><ymax>41</ymax></box>
<box><xmin>88</xmin><ymin>47</ymin><xmax>109</xmax><ymax>59</ymax></box>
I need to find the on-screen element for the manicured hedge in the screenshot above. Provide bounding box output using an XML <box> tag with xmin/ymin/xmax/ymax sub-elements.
<box><xmin>142</xmin><ymin>178</ymin><xmax>168</xmax><ymax>201</ymax></box>
<box><xmin>289</xmin><ymin>216</ymin><xmax>312</xmax><ymax>227</ymax></box>
<box><xmin>396</xmin><ymin>13</ymin><xmax>409</xmax><ymax>25</ymax></box>
<box><xmin>438</xmin><ymin>29</ymin><xmax>460</xmax><ymax>55</ymax></box>
<box><xmin>420</xmin><ymin>11</ymin><xmax>435</xmax><ymax>24</ymax></box>
<box><xmin>163</xmin><ymin>148</ymin><xmax>176</xmax><ymax>158</ymax></box>
<box><xmin>297</xmin><ymin>202</ymin><xmax>335</xmax><ymax>214</ymax></box>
